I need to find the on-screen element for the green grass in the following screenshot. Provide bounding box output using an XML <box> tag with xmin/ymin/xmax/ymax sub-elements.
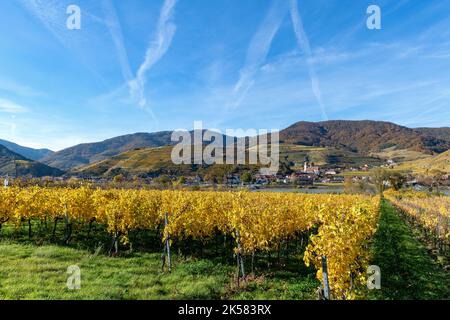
<box><xmin>228</xmin><ymin>270</ymin><xmax>318</xmax><ymax>300</ymax></box>
<box><xmin>0</xmin><ymin>242</ymin><xmax>233</xmax><ymax>300</ymax></box>
<box><xmin>340</xmin><ymin>171</ymin><xmax>370</xmax><ymax>177</ymax></box>
<box><xmin>314</xmin><ymin>182</ymin><xmax>344</xmax><ymax>187</ymax></box>
<box><xmin>0</xmin><ymin>223</ymin><xmax>319</xmax><ymax>300</ymax></box>
<box><xmin>365</xmin><ymin>200</ymin><xmax>449</xmax><ymax>300</ymax></box>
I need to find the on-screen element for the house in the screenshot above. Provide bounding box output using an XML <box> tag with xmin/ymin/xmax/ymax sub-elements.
<box><xmin>360</xmin><ymin>165</ymin><xmax>370</xmax><ymax>171</ymax></box>
<box><xmin>331</xmin><ymin>176</ymin><xmax>345</xmax><ymax>183</ymax></box>
<box><xmin>385</xmin><ymin>159</ymin><xmax>397</xmax><ymax>168</ymax></box>
<box><xmin>324</xmin><ymin>170</ymin><xmax>337</xmax><ymax>176</ymax></box>
<box><xmin>225</xmin><ymin>175</ymin><xmax>240</xmax><ymax>185</ymax></box>
<box><xmin>254</xmin><ymin>174</ymin><xmax>277</xmax><ymax>185</ymax></box>
<box><xmin>290</xmin><ymin>172</ymin><xmax>314</xmax><ymax>186</ymax></box>
<box><xmin>305</xmin><ymin>166</ymin><xmax>320</xmax><ymax>175</ymax></box>
<box><xmin>303</xmin><ymin>161</ymin><xmax>320</xmax><ymax>175</ymax></box>
<box><xmin>276</xmin><ymin>175</ymin><xmax>289</xmax><ymax>184</ymax></box>
<box><xmin>185</xmin><ymin>176</ymin><xmax>203</xmax><ymax>185</ymax></box>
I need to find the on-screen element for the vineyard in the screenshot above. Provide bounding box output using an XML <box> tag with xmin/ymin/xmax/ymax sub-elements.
<box><xmin>385</xmin><ymin>190</ymin><xmax>450</xmax><ymax>256</ymax></box>
<box><xmin>0</xmin><ymin>187</ymin><xmax>380</xmax><ymax>299</ymax></box>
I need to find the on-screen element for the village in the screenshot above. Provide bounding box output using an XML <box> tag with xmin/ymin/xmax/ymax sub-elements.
<box><xmin>2</xmin><ymin>158</ymin><xmax>449</xmax><ymax>194</ymax></box>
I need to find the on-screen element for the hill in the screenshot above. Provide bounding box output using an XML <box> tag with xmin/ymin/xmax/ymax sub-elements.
<box><xmin>280</xmin><ymin>120</ymin><xmax>450</xmax><ymax>155</ymax></box>
<box><xmin>0</xmin><ymin>145</ymin><xmax>63</xmax><ymax>177</ymax></box>
<box><xmin>279</xmin><ymin>144</ymin><xmax>383</xmax><ymax>169</ymax></box>
<box><xmin>43</xmin><ymin>130</ymin><xmax>238</xmax><ymax>171</ymax></box>
<box><xmin>0</xmin><ymin>139</ymin><xmax>54</xmax><ymax>161</ymax></box>
<box><xmin>370</xmin><ymin>148</ymin><xmax>433</xmax><ymax>163</ymax></box>
<box><xmin>414</xmin><ymin>127</ymin><xmax>450</xmax><ymax>143</ymax></box>
<box><xmin>73</xmin><ymin>146</ymin><xmax>259</xmax><ymax>179</ymax></box>
<box><xmin>41</xmin><ymin>120</ymin><xmax>450</xmax><ymax>173</ymax></box>
<box><xmin>396</xmin><ymin>150</ymin><xmax>450</xmax><ymax>173</ymax></box>
<box><xmin>42</xmin><ymin>131</ymin><xmax>173</xmax><ymax>171</ymax></box>
<box><xmin>74</xmin><ymin>143</ymin><xmax>385</xmax><ymax>178</ymax></box>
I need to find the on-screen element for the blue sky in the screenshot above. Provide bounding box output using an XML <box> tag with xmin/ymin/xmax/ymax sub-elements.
<box><xmin>0</xmin><ymin>0</ymin><xmax>449</xmax><ymax>151</ymax></box>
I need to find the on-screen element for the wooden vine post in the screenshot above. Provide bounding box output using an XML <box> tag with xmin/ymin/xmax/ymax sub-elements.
<box><xmin>162</xmin><ymin>212</ymin><xmax>172</xmax><ymax>272</ymax></box>
<box><xmin>321</xmin><ymin>255</ymin><xmax>331</xmax><ymax>300</ymax></box>
<box><xmin>63</xmin><ymin>203</ymin><xmax>72</xmax><ymax>245</ymax></box>
<box><xmin>235</xmin><ymin>229</ymin><xmax>245</xmax><ymax>285</ymax></box>
<box><xmin>28</xmin><ymin>219</ymin><xmax>32</xmax><ymax>239</ymax></box>
<box><xmin>0</xmin><ymin>178</ymin><xmax>8</xmax><ymax>232</ymax></box>
<box><xmin>109</xmin><ymin>230</ymin><xmax>119</xmax><ymax>256</ymax></box>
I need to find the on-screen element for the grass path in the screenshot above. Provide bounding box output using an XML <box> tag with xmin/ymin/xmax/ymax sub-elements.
<box><xmin>366</xmin><ymin>200</ymin><xmax>449</xmax><ymax>300</ymax></box>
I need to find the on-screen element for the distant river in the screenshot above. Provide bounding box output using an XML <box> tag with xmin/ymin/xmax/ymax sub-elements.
<box><xmin>253</xmin><ymin>186</ymin><xmax>344</xmax><ymax>194</ymax></box>
<box><xmin>253</xmin><ymin>186</ymin><xmax>450</xmax><ymax>195</ymax></box>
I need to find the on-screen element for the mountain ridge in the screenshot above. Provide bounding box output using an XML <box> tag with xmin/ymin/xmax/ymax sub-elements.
<box><xmin>0</xmin><ymin>145</ymin><xmax>63</xmax><ymax>177</ymax></box>
<box><xmin>413</xmin><ymin>127</ymin><xmax>450</xmax><ymax>142</ymax></box>
<box><xmin>280</xmin><ymin>120</ymin><xmax>450</xmax><ymax>154</ymax></box>
<box><xmin>42</xmin><ymin>131</ymin><xmax>174</xmax><ymax>171</ymax></box>
<box><xmin>30</xmin><ymin>120</ymin><xmax>450</xmax><ymax>172</ymax></box>
<box><xmin>0</xmin><ymin>139</ymin><xmax>54</xmax><ymax>161</ymax></box>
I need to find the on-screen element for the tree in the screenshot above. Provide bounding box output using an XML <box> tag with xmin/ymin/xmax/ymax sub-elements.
<box><xmin>344</xmin><ymin>176</ymin><xmax>374</xmax><ymax>194</ymax></box>
<box><xmin>68</xmin><ymin>177</ymin><xmax>81</xmax><ymax>187</ymax></box>
<box><xmin>203</xmin><ymin>174</ymin><xmax>219</xmax><ymax>184</ymax></box>
<box><xmin>371</xmin><ymin>168</ymin><xmax>390</xmax><ymax>196</ymax></box>
<box><xmin>388</xmin><ymin>171</ymin><xmax>407</xmax><ymax>191</ymax></box>
<box><xmin>344</xmin><ymin>176</ymin><xmax>354</xmax><ymax>194</ymax></box>
<box><xmin>241</xmin><ymin>172</ymin><xmax>252</xmax><ymax>184</ymax></box>
<box><xmin>279</xmin><ymin>161</ymin><xmax>293</xmax><ymax>176</ymax></box>
<box><xmin>176</xmin><ymin>176</ymin><xmax>186</xmax><ymax>185</ymax></box>
<box><xmin>154</xmin><ymin>175</ymin><xmax>172</xmax><ymax>186</ymax></box>
<box><xmin>428</xmin><ymin>169</ymin><xmax>445</xmax><ymax>193</ymax></box>
<box><xmin>113</xmin><ymin>174</ymin><xmax>124</xmax><ymax>184</ymax></box>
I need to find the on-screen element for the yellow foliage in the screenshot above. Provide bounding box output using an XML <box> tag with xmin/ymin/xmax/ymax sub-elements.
<box><xmin>0</xmin><ymin>187</ymin><xmax>380</xmax><ymax>299</ymax></box>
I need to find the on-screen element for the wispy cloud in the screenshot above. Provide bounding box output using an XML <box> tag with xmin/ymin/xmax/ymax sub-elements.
<box><xmin>18</xmin><ymin>0</ymin><xmax>110</xmax><ymax>85</ymax></box>
<box><xmin>102</xmin><ymin>0</ymin><xmax>134</xmax><ymax>85</ymax></box>
<box><xmin>129</xmin><ymin>0</ymin><xmax>178</xmax><ymax>108</ymax></box>
<box><xmin>0</xmin><ymin>78</ymin><xmax>43</xmax><ymax>97</ymax></box>
<box><xmin>229</xmin><ymin>0</ymin><xmax>288</xmax><ymax>109</ymax></box>
<box><xmin>289</xmin><ymin>0</ymin><xmax>327</xmax><ymax>120</ymax></box>
<box><xmin>99</xmin><ymin>0</ymin><xmax>177</xmax><ymax>112</ymax></box>
<box><xmin>0</xmin><ymin>98</ymin><xmax>28</xmax><ymax>113</ymax></box>
<box><xmin>18</xmin><ymin>0</ymin><xmax>71</xmax><ymax>46</ymax></box>
<box><xmin>228</xmin><ymin>0</ymin><xmax>328</xmax><ymax>121</ymax></box>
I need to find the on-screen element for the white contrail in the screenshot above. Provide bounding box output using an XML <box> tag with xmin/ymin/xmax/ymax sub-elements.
<box><xmin>129</xmin><ymin>0</ymin><xmax>178</xmax><ymax>107</ymax></box>
<box><xmin>289</xmin><ymin>0</ymin><xmax>328</xmax><ymax>120</ymax></box>
<box><xmin>19</xmin><ymin>0</ymin><xmax>108</xmax><ymax>84</ymax></box>
<box><xmin>229</xmin><ymin>0</ymin><xmax>289</xmax><ymax>109</ymax></box>
<box><xmin>102</xmin><ymin>0</ymin><xmax>134</xmax><ymax>84</ymax></box>
<box><xmin>18</xmin><ymin>0</ymin><xmax>70</xmax><ymax>46</ymax></box>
